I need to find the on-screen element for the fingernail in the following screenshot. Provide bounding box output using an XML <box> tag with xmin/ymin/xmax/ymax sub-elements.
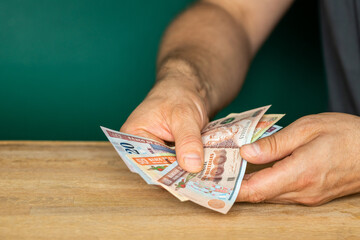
<box><xmin>183</xmin><ymin>153</ymin><xmax>202</xmax><ymax>171</ymax></box>
<box><xmin>242</xmin><ymin>143</ymin><xmax>260</xmax><ymax>158</ymax></box>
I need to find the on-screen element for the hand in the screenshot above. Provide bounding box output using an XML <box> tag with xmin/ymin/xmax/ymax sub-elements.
<box><xmin>120</xmin><ymin>77</ymin><xmax>209</xmax><ymax>173</ymax></box>
<box><xmin>237</xmin><ymin>113</ymin><xmax>360</xmax><ymax>205</ymax></box>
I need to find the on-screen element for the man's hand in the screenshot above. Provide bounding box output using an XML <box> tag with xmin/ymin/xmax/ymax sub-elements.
<box><xmin>238</xmin><ymin>113</ymin><xmax>360</xmax><ymax>205</ymax></box>
<box><xmin>121</xmin><ymin>76</ymin><xmax>209</xmax><ymax>173</ymax></box>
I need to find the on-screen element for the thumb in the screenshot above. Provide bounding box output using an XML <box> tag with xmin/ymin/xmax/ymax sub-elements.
<box><xmin>170</xmin><ymin>110</ymin><xmax>204</xmax><ymax>173</ymax></box>
<box><xmin>240</xmin><ymin>121</ymin><xmax>316</xmax><ymax>164</ymax></box>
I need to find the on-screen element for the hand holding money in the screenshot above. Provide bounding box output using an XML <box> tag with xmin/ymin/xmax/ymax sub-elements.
<box><xmin>102</xmin><ymin>106</ymin><xmax>284</xmax><ymax>213</ymax></box>
<box><xmin>120</xmin><ymin>78</ymin><xmax>210</xmax><ymax>173</ymax></box>
<box><xmin>237</xmin><ymin>113</ymin><xmax>360</xmax><ymax>206</ymax></box>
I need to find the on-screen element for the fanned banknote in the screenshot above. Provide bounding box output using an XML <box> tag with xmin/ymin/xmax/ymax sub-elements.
<box><xmin>157</xmin><ymin>106</ymin><xmax>271</xmax><ymax>213</ymax></box>
<box><xmin>101</xmin><ymin>106</ymin><xmax>285</xmax><ymax>213</ymax></box>
<box><xmin>257</xmin><ymin>124</ymin><xmax>282</xmax><ymax>140</ymax></box>
<box><xmin>251</xmin><ymin>114</ymin><xmax>285</xmax><ymax>142</ymax></box>
<box><xmin>101</xmin><ymin>126</ymin><xmax>188</xmax><ymax>201</ymax></box>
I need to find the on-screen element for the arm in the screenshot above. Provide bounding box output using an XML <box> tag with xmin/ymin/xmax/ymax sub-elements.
<box><xmin>157</xmin><ymin>0</ymin><xmax>294</xmax><ymax>117</ymax></box>
<box><xmin>121</xmin><ymin>0</ymin><xmax>293</xmax><ymax>172</ymax></box>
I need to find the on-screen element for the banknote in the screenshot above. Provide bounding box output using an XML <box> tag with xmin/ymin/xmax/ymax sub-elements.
<box><xmin>126</xmin><ymin>153</ymin><xmax>190</xmax><ymax>201</ymax></box>
<box><xmin>257</xmin><ymin>124</ymin><xmax>282</xmax><ymax>140</ymax></box>
<box><xmin>101</xmin><ymin>127</ymin><xmax>174</xmax><ymax>182</ymax></box>
<box><xmin>157</xmin><ymin>106</ymin><xmax>270</xmax><ymax>213</ymax></box>
<box><xmin>101</xmin><ymin>127</ymin><xmax>188</xmax><ymax>201</ymax></box>
<box><xmin>201</xmin><ymin>107</ymin><xmax>270</xmax><ymax>148</ymax></box>
<box><xmin>251</xmin><ymin>114</ymin><xmax>284</xmax><ymax>142</ymax></box>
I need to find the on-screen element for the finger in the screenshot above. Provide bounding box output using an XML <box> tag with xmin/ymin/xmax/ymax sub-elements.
<box><xmin>120</xmin><ymin>122</ymin><xmax>166</xmax><ymax>144</ymax></box>
<box><xmin>253</xmin><ymin>136</ymin><xmax>334</xmax><ymax>206</ymax></box>
<box><xmin>123</xmin><ymin>127</ymin><xmax>165</xmax><ymax>144</ymax></box>
<box><xmin>170</xmin><ymin>108</ymin><xmax>204</xmax><ymax>173</ymax></box>
<box><xmin>240</xmin><ymin>117</ymin><xmax>320</xmax><ymax>164</ymax></box>
<box><xmin>237</xmin><ymin>157</ymin><xmax>295</xmax><ymax>203</ymax></box>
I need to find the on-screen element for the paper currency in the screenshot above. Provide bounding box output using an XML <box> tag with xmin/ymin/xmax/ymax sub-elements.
<box><xmin>258</xmin><ymin>124</ymin><xmax>282</xmax><ymax>139</ymax></box>
<box><xmin>251</xmin><ymin>114</ymin><xmax>285</xmax><ymax>142</ymax></box>
<box><xmin>101</xmin><ymin>106</ymin><xmax>285</xmax><ymax>213</ymax></box>
<box><xmin>101</xmin><ymin>127</ymin><xmax>188</xmax><ymax>201</ymax></box>
<box><xmin>157</xmin><ymin>106</ymin><xmax>270</xmax><ymax>213</ymax></box>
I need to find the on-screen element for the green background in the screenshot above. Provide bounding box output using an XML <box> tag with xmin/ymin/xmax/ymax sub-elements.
<box><xmin>0</xmin><ymin>1</ymin><xmax>327</xmax><ymax>141</ymax></box>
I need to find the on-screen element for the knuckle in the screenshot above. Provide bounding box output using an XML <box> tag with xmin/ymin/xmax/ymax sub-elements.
<box><xmin>296</xmin><ymin>174</ymin><xmax>315</xmax><ymax>190</ymax></box>
<box><xmin>247</xmin><ymin>186</ymin><xmax>266</xmax><ymax>203</ymax></box>
<box><xmin>262</xmin><ymin>135</ymin><xmax>279</xmax><ymax>156</ymax></box>
<box><xmin>120</xmin><ymin>123</ymin><xmax>132</xmax><ymax>133</ymax></box>
<box><xmin>294</xmin><ymin>165</ymin><xmax>318</xmax><ymax>189</ymax></box>
<box><xmin>178</xmin><ymin>134</ymin><xmax>202</xmax><ymax>148</ymax></box>
<box><xmin>120</xmin><ymin>122</ymin><xmax>147</xmax><ymax>136</ymax></box>
<box><xmin>295</xmin><ymin>115</ymin><xmax>324</xmax><ymax>137</ymax></box>
<box><xmin>171</xmin><ymin>103</ymin><xmax>204</xmax><ymax>128</ymax></box>
<box><xmin>296</xmin><ymin>115</ymin><xmax>320</xmax><ymax>125</ymax></box>
<box><xmin>298</xmin><ymin>196</ymin><xmax>323</xmax><ymax>206</ymax></box>
<box><xmin>172</xmin><ymin>104</ymin><xmax>193</xmax><ymax>118</ymax></box>
<box><xmin>120</xmin><ymin>119</ymin><xmax>142</xmax><ymax>133</ymax></box>
<box><xmin>292</xmin><ymin>160</ymin><xmax>319</xmax><ymax>191</ymax></box>
<box><xmin>249</xmin><ymin>193</ymin><xmax>266</xmax><ymax>203</ymax></box>
<box><xmin>171</xmin><ymin>105</ymin><xmax>203</xmax><ymax>134</ymax></box>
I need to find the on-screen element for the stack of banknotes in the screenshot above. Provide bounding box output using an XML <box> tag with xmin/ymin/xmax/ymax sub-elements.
<box><xmin>101</xmin><ymin>105</ymin><xmax>284</xmax><ymax>214</ymax></box>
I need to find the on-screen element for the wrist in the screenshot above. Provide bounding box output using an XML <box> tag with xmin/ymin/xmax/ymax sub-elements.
<box><xmin>154</xmin><ymin>58</ymin><xmax>215</xmax><ymax>116</ymax></box>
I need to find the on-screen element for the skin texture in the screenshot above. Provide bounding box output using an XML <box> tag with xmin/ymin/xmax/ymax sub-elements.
<box><xmin>121</xmin><ymin>0</ymin><xmax>360</xmax><ymax>205</ymax></box>
<box><xmin>238</xmin><ymin>113</ymin><xmax>360</xmax><ymax>205</ymax></box>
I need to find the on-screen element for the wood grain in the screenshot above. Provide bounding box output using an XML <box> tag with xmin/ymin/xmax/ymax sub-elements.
<box><xmin>0</xmin><ymin>141</ymin><xmax>359</xmax><ymax>239</ymax></box>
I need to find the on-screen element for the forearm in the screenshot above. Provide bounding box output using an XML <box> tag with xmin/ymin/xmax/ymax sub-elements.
<box><xmin>156</xmin><ymin>2</ymin><xmax>251</xmax><ymax>117</ymax></box>
<box><xmin>155</xmin><ymin>0</ymin><xmax>293</xmax><ymax>118</ymax></box>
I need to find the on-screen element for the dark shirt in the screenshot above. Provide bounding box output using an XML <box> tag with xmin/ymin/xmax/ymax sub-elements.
<box><xmin>320</xmin><ymin>0</ymin><xmax>360</xmax><ymax>115</ymax></box>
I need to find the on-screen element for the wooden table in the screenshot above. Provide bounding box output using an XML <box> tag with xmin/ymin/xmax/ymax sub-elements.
<box><xmin>0</xmin><ymin>141</ymin><xmax>359</xmax><ymax>239</ymax></box>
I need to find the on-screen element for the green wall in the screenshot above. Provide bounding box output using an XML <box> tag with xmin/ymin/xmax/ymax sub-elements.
<box><xmin>0</xmin><ymin>1</ymin><xmax>327</xmax><ymax>141</ymax></box>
